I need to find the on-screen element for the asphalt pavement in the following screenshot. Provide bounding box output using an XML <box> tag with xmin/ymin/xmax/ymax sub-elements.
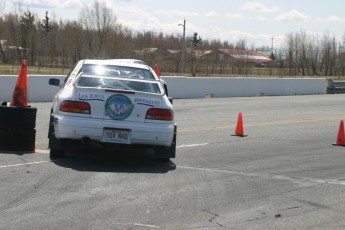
<box><xmin>1</xmin><ymin>95</ymin><xmax>345</xmax><ymax>229</ymax></box>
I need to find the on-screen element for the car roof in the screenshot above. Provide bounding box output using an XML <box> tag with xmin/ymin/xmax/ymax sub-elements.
<box><xmin>82</xmin><ymin>59</ymin><xmax>150</xmax><ymax>69</ymax></box>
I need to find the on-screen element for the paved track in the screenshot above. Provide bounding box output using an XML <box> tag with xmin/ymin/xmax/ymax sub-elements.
<box><xmin>1</xmin><ymin>94</ymin><xmax>345</xmax><ymax>229</ymax></box>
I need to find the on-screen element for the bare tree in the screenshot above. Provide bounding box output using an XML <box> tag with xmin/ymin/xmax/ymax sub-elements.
<box><xmin>284</xmin><ymin>30</ymin><xmax>343</xmax><ymax>77</ymax></box>
<box><xmin>339</xmin><ymin>34</ymin><xmax>345</xmax><ymax>76</ymax></box>
<box><xmin>2</xmin><ymin>12</ymin><xmax>21</xmax><ymax>63</ymax></box>
<box><xmin>285</xmin><ymin>32</ymin><xmax>302</xmax><ymax>75</ymax></box>
<box><xmin>320</xmin><ymin>32</ymin><xmax>337</xmax><ymax>76</ymax></box>
<box><xmin>39</xmin><ymin>11</ymin><xmax>59</xmax><ymax>67</ymax></box>
<box><xmin>0</xmin><ymin>0</ymin><xmax>7</xmax><ymax>63</ymax></box>
<box><xmin>306</xmin><ymin>36</ymin><xmax>320</xmax><ymax>76</ymax></box>
<box><xmin>79</xmin><ymin>0</ymin><xmax>116</xmax><ymax>58</ymax></box>
<box><xmin>298</xmin><ymin>30</ymin><xmax>307</xmax><ymax>76</ymax></box>
<box><xmin>235</xmin><ymin>38</ymin><xmax>247</xmax><ymax>50</ymax></box>
<box><xmin>59</xmin><ymin>20</ymin><xmax>84</xmax><ymax>67</ymax></box>
<box><xmin>0</xmin><ymin>21</ymin><xmax>6</xmax><ymax>63</ymax></box>
<box><xmin>0</xmin><ymin>0</ymin><xmax>4</xmax><ymax>15</ymax></box>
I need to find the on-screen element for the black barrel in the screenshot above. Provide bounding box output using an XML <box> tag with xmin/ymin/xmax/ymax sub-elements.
<box><xmin>0</xmin><ymin>106</ymin><xmax>37</xmax><ymax>151</ymax></box>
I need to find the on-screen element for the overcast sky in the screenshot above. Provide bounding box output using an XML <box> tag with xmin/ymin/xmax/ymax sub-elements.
<box><xmin>4</xmin><ymin>0</ymin><xmax>345</xmax><ymax>49</ymax></box>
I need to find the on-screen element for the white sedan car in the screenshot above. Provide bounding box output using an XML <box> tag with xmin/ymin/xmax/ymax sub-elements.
<box><xmin>48</xmin><ymin>59</ymin><xmax>176</xmax><ymax>161</ymax></box>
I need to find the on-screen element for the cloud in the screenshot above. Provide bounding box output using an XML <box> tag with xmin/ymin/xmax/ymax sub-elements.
<box><xmin>117</xmin><ymin>13</ymin><xmax>191</xmax><ymax>35</ymax></box>
<box><xmin>323</xmin><ymin>16</ymin><xmax>345</xmax><ymax>23</ymax></box>
<box><xmin>255</xmin><ymin>16</ymin><xmax>266</xmax><ymax>21</ymax></box>
<box><xmin>61</xmin><ymin>0</ymin><xmax>83</xmax><ymax>8</ymax></box>
<box><xmin>194</xmin><ymin>23</ymin><xmax>286</xmax><ymax>48</ymax></box>
<box><xmin>240</xmin><ymin>2</ymin><xmax>279</xmax><ymax>13</ymax></box>
<box><xmin>205</xmin><ymin>11</ymin><xmax>218</xmax><ymax>18</ymax></box>
<box><xmin>117</xmin><ymin>7</ymin><xmax>197</xmax><ymax>33</ymax></box>
<box><xmin>224</xmin><ymin>31</ymin><xmax>285</xmax><ymax>48</ymax></box>
<box><xmin>11</xmin><ymin>0</ymin><xmax>83</xmax><ymax>9</ymax></box>
<box><xmin>225</xmin><ymin>13</ymin><xmax>245</xmax><ymax>20</ymax></box>
<box><xmin>276</xmin><ymin>10</ymin><xmax>312</xmax><ymax>22</ymax></box>
<box><xmin>155</xmin><ymin>10</ymin><xmax>199</xmax><ymax>18</ymax></box>
<box><xmin>19</xmin><ymin>0</ymin><xmax>57</xmax><ymax>8</ymax></box>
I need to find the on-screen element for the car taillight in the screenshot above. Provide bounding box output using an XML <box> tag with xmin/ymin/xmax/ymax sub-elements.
<box><xmin>146</xmin><ymin>108</ymin><xmax>173</xmax><ymax>121</ymax></box>
<box><xmin>59</xmin><ymin>100</ymin><xmax>91</xmax><ymax>114</ymax></box>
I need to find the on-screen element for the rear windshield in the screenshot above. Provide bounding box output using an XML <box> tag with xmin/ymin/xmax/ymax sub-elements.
<box><xmin>80</xmin><ymin>64</ymin><xmax>156</xmax><ymax>80</ymax></box>
<box><xmin>76</xmin><ymin>74</ymin><xmax>162</xmax><ymax>94</ymax></box>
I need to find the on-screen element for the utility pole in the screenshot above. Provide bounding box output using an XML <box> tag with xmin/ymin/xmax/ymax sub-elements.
<box><xmin>269</xmin><ymin>36</ymin><xmax>275</xmax><ymax>60</ymax></box>
<box><xmin>179</xmin><ymin>18</ymin><xmax>186</xmax><ymax>73</ymax></box>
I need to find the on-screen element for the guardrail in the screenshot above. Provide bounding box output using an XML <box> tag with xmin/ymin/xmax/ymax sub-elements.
<box><xmin>327</xmin><ymin>80</ymin><xmax>345</xmax><ymax>94</ymax></box>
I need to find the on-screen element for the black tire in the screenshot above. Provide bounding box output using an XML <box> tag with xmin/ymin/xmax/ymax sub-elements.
<box><xmin>154</xmin><ymin>144</ymin><xmax>174</xmax><ymax>162</ymax></box>
<box><xmin>0</xmin><ymin>106</ymin><xmax>37</xmax><ymax>130</ymax></box>
<box><xmin>155</xmin><ymin>157</ymin><xmax>171</xmax><ymax>163</ymax></box>
<box><xmin>48</xmin><ymin>111</ymin><xmax>54</xmax><ymax>139</ymax></box>
<box><xmin>0</xmin><ymin>129</ymin><xmax>36</xmax><ymax>151</ymax></box>
<box><xmin>50</xmin><ymin>149</ymin><xmax>66</xmax><ymax>158</ymax></box>
<box><xmin>154</xmin><ymin>125</ymin><xmax>177</xmax><ymax>160</ymax></box>
<box><xmin>49</xmin><ymin>133</ymin><xmax>67</xmax><ymax>158</ymax></box>
<box><xmin>48</xmin><ymin>114</ymin><xmax>66</xmax><ymax>158</ymax></box>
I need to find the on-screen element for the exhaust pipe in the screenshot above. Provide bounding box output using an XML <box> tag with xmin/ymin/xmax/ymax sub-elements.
<box><xmin>81</xmin><ymin>136</ymin><xmax>102</xmax><ymax>149</ymax></box>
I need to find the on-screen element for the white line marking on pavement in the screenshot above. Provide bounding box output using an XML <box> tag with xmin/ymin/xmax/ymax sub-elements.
<box><xmin>0</xmin><ymin>159</ymin><xmax>64</xmax><ymax>169</ymax></box>
<box><xmin>134</xmin><ymin>223</ymin><xmax>160</xmax><ymax>228</ymax></box>
<box><xmin>177</xmin><ymin>165</ymin><xmax>345</xmax><ymax>186</ymax></box>
<box><xmin>0</xmin><ymin>161</ymin><xmax>51</xmax><ymax>168</ymax></box>
<box><xmin>177</xmin><ymin>143</ymin><xmax>209</xmax><ymax>148</ymax></box>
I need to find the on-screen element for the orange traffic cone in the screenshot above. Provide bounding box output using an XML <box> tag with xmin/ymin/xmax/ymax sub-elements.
<box><xmin>10</xmin><ymin>60</ymin><xmax>28</xmax><ymax>108</ymax></box>
<box><xmin>333</xmin><ymin>120</ymin><xmax>345</xmax><ymax>146</ymax></box>
<box><xmin>232</xmin><ymin>112</ymin><xmax>247</xmax><ymax>137</ymax></box>
<box><xmin>154</xmin><ymin>64</ymin><xmax>160</xmax><ymax>78</ymax></box>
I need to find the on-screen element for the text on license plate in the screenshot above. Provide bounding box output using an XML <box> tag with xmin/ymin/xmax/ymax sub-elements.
<box><xmin>103</xmin><ymin>129</ymin><xmax>131</xmax><ymax>144</ymax></box>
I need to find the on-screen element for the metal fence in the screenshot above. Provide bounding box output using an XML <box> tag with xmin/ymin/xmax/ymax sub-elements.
<box><xmin>327</xmin><ymin>80</ymin><xmax>345</xmax><ymax>94</ymax></box>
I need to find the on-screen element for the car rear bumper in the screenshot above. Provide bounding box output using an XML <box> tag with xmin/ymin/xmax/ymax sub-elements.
<box><xmin>53</xmin><ymin>115</ymin><xmax>175</xmax><ymax>147</ymax></box>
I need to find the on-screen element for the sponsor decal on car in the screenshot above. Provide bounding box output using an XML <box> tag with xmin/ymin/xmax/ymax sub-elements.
<box><xmin>134</xmin><ymin>98</ymin><xmax>160</xmax><ymax>107</ymax></box>
<box><xmin>77</xmin><ymin>92</ymin><xmax>105</xmax><ymax>101</ymax></box>
<box><xmin>66</xmin><ymin>61</ymin><xmax>83</xmax><ymax>85</ymax></box>
<box><xmin>105</xmin><ymin>94</ymin><xmax>134</xmax><ymax>120</ymax></box>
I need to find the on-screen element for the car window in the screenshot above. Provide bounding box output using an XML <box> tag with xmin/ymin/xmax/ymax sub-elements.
<box><xmin>80</xmin><ymin>64</ymin><xmax>156</xmax><ymax>80</ymax></box>
<box><xmin>76</xmin><ymin>74</ymin><xmax>162</xmax><ymax>94</ymax></box>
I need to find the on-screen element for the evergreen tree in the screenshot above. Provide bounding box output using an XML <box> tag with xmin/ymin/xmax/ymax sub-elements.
<box><xmin>191</xmin><ymin>32</ymin><xmax>202</xmax><ymax>49</ymax></box>
<box><xmin>42</xmin><ymin>11</ymin><xmax>50</xmax><ymax>33</ymax></box>
<box><xmin>20</xmin><ymin>11</ymin><xmax>36</xmax><ymax>62</ymax></box>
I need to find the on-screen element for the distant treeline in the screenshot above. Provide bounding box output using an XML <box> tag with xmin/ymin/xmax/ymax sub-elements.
<box><xmin>1</xmin><ymin>0</ymin><xmax>345</xmax><ymax>77</ymax></box>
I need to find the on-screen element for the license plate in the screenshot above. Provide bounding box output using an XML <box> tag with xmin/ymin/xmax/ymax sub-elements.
<box><xmin>103</xmin><ymin>129</ymin><xmax>131</xmax><ymax>144</ymax></box>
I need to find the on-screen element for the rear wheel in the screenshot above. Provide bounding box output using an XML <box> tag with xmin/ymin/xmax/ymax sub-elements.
<box><xmin>154</xmin><ymin>145</ymin><xmax>174</xmax><ymax>162</ymax></box>
<box><xmin>154</xmin><ymin>126</ymin><xmax>177</xmax><ymax>161</ymax></box>
<box><xmin>50</xmin><ymin>148</ymin><xmax>66</xmax><ymax>158</ymax></box>
<box><xmin>48</xmin><ymin>112</ymin><xmax>66</xmax><ymax>158</ymax></box>
<box><xmin>49</xmin><ymin>135</ymin><xmax>66</xmax><ymax>158</ymax></box>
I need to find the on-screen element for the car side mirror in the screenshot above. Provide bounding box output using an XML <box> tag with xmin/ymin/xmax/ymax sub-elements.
<box><xmin>49</xmin><ymin>78</ymin><xmax>61</xmax><ymax>87</ymax></box>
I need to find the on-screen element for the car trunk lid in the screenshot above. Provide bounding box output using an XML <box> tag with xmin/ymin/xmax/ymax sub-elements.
<box><xmin>74</xmin><ymin>85</ymin><xmax>164</xmax><ymax>123</ymax></box>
